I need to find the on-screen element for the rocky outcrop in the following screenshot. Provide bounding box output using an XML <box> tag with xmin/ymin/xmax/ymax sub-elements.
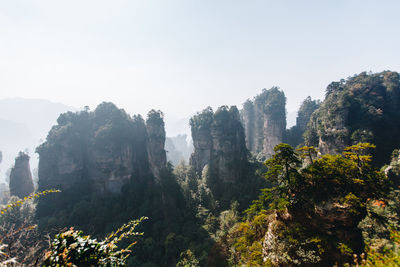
<box><xmin>146</xmin><ymin>110</ymin><xmax>167</xmax><ymax>182</ymax></box>
<box><xmin>189</xmin><ymin>106</ymin><xmax>253</xmax><ymax>210</ymax></box>
<box><xmin>9</xmin><ymin>152</ymin><xmax>34</xmax><ymax>198</ymax></box>
<box><xmin>240</xmin><ymin>87</ymin><xmax>286</xmax><ymax>158</ymax></box>
<box><xmin>37</xmin><ymin>102</ymin><xmax>167</xmax><ymax>195</ymax></box>
<box><xmin>190</xmin><ymin>107</ymin><xmax>213</xmax><ymax>174</ymax></box>
<box><xmin>284</xmin><ymin>96</ymin><xmax>320</xmax><ymax>147</ymax></box>
<box><xmin>304</xmin><ymin>71</ymin><xmax>400</xmax><ymax>165</ymax></box>
<box><xmin>190</xmin><ymin>106</ymin><xmax>247</xmax><ymax>183</ymax></box>
<box><xmin>261</xmin><ymin>200</ymin><xmax>363</xmax><ymax>266</ymax></box>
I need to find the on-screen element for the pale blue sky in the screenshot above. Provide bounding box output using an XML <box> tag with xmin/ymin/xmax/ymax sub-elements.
<box><xmin>1</xmin><ymin>0</ymin><xmax>400</xmax><ymax>120</ymax></box>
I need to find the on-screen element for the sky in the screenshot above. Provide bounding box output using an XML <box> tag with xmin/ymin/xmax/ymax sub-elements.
<box><xmin>1</xmin><ymin>0</ymin><xmax>400</xmax><ymax>121</ymax></box>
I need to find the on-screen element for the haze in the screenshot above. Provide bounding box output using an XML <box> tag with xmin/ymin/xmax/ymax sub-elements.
<box><xmin>1</xmin><ymin>0</ymin><xmax>400</xmax><ymax>117</ymax></box>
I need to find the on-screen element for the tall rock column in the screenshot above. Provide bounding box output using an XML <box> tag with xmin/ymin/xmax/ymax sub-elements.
<box><xmin>146</xmin><ymin>110</ymin><xmax>167</xmax><ymax>182</ymax></box>
<box><xmin>190</xmin><ymin>106</ymin><xmax>248</xmax><ymax>183</ymax></box>
<box><xmin>210</xmin><ymin>106</ymin><xmax>247</xmax><ymax>183</ymax></box>
<box><xmin>242</xmin><ymin>100</ymin><xmax>255</xmax><ymax>152</ymax></box>
<box><xmin>189</xmin><ymin>107</ymin><xmax>214</xmax><ymax>174</ymax></box>
<box><xmin>241</xmin><ymin>87</ymin><xmax>286</xmax><ymax>158</ymax></box>
<box><xmin>9</xmin><ymin>152</ymin><xmax>34</xmax><ymax>198</ymax></box>
<box><xmin>190</xmin><ymin>106</ymin><xmax>251</xmax><ymax>210</ymax></box>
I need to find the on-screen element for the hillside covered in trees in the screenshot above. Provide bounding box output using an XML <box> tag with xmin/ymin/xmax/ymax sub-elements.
<box><xmin>304</xmin><ymin>71</ymin><xmax>400</xmax><ymax>166</ymax></box>
<box><xmin>1</xmin><ymin>71</ymin><xmax>400</xmax><ymax>266</ymax></box>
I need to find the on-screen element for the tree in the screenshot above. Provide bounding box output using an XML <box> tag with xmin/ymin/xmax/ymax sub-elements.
<box><xmin>0</xmin><ymin>190</ymin><xmax>60</xmax><ymax>265</ymax></box>
<box><xmin>176</xmin><ymin>249</ymin><xmax>200</xmax><ymax>267</ymax></box>
<box><xmin>240</xmin><ymin>143</ymin><xmax>389</xmax><ymax>265</ymax></box>
<box><xmin>43</xmin><ymin>217</ymin><xmax>147</xmax><ymax>266</ymax></box>
<box><xmin>265</xmin><ymin>143</ymin><xmax>301</xmax><ymax>185</ymax></box>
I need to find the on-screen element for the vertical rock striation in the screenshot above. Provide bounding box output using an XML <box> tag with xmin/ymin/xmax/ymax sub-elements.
<box><xmin>37</xmin><ymin>102</ymin><xmax>167</xmax><ymax>195</ymax></box>
<box><xmin>146</xmin><ymin>110</ymin><xmax>167</xmax><ymax>182</ymax></box>
<box><xmin>189</xmin><ymin>106</ymin><xmax>253</xmax><ymax>209</ymax></box>
<box><xmin>284</xmin><ymin>96</ymin><xmax>320</xmax><ymax>147</ymax></box>
<box><xmin>9</xmin><ymin>152</ymin><xmax>34</xmax><ymax>198</ymax></box>
<box><xmin>190</xmin><ymin>106</ymin><xmax>247</xmax><ymax>183</ymax></box>
<box><xmin>240</xmin><ymin>87</ymin><xmax>286</xmax><ymax>158</ymax></box>
<box><xmin>189</xmin><ymin>107</ymin><xmax>214</xmax><ymax>174</ymax></box>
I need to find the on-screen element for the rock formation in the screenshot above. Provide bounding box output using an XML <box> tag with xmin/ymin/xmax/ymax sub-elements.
<box><xmin>146</xmin><ymin>110</ymin><xmax>167</xmax><ymax>182</ymax></box>
<box><xmin>304</xmin><ymin>71</ymin><xmax>400</xmax><ymax>165</ymax></box>
<box><xmin>240</xmin><ymin>87</ymin><xmax>286</xmax><ymax>158</ymax></box>
<box><xmin>190</xmin><ymin>106</ymin><xmax>247</xmax><ymax>183</ymax></box>
<box><xmin>9</xmin><ymin>152</ymin><xmax>34</xmax><ymax>198</ymax></box>
<box><xmin>261</xmin><ymin>200</ymin><xmax>364</xmax><ymax>266</ymax></box>
<box><xmin>190</xmin><ymin>107</ymin><xmax>214</xmax><ymax>174</ymax></box>
<box><xmin>189</xmin><ymin>106</ymin><xmax>266</xmax><ymax>211</ymax></box>
<box><xmin>36</xmin><ymin>102</ymin><xmax>167</xmax><ymax>195</ymax></box>
<box><xmin>284</xmin><ymin>96</ymin><xmax>320</xmax><ymax>147</ymax></box>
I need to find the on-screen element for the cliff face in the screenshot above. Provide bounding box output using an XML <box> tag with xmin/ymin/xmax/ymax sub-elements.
<box><xmin>284</xmin><ymin>96</ymin><xmax>320</xmax><ymax>147</ymax></box>
<box><xmin>9</xmin><ymin>152</ymin><xmax>34</xmax><ymax>198</ymax></box>
<box><xmin>190</xmin><ymin>107</ymin><xmax>213</xmax><ymax>174</ymax></box>
<box><xmin>37</xmin><ymin>103</ymin><xmax>167</xmax><ymax>195</ymax></box>
<box><xmin>190</xmin><ymin>106</ymin><xmax>247</xmax><ymax>183</ymax></box>
<box><xmin>35</xmin><ymin>103</ymin><xmax>195</xmax><ymax>266</ymax></box>
<box><xmin>146</xmin><ymin>110</ymin><xmax>167</xmax><ymax>182</ymax></box>
<box><xmin>304</xmin><ymin>71</ymin><xmax>400</xmax><ymax>165</ymax></box>
<box><xmin>261</xmin><ymin>201</ymin><xmax>363</xmax><ymax>266</ymax></box>
<box><xmin>241</xmin><ymin>87</ymin><xmax>286</xmax><ymax>158</ymax></box>
<box><xmin>189</xmin><ymin>106</ymin><xmax>250</xmax><ymax>209</ymax></box>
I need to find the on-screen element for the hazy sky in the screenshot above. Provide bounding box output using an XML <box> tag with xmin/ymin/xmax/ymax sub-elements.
<box><xmin>1</xmin><ymin>0</ymin><xmax>400</xmax><ymax>119</ymax></box>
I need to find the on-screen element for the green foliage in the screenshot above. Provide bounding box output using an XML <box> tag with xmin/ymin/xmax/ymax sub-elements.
<box><xmin>234</xmin><ymin>143</ymin><xmax>390</xmax><ymax>266</ymax></box>
<box><xmin>36</xmin><ymin>103</ymin><xmax>206</xmax><ymax>266</ymax></box>
<box><xmin>265</xmin><ymin>143</ymin><xmax>301</xmax><ymax>184</ymax></box>
<box><xmin>285</xmin><ymin>96</ymin><xmax>320</xmax><ymax>147</ymax></box>
<box><xmin>226</xmin><ymin>211</ymin><xmax>269</xmax><ymax>266</ymax></box>
<box><xmin>255</xmin><ymin>87</ymin><xmax>286</xmax><ymax>122</ymax></box>
<box><xmin>349</xmin><ymin>230</ymin><xmax>400</xmax><ymax>267</ymax></box>
<box><xmin>146</xmin><ymin>109</ymin><xmax>164</xmax><ymax>126</ymax></box>
<box><xmin>304</xmin><ymin>71</ymin><xmax>400</xmax><ymax>166</ymax></box>
<box><xmin>1</xmin><ymin>189</ymin><xmax>60</xmax><ymax>215</ymax></box>
<box><xmin>189</xmin><ymin>107</ymin><xmax>214</xmax><ymax>132</ymax></box>
<box><xmin>189</xmin><ymin>104</ymin><xmax>266</xmax><ymax>213</ymax></box>
<box><xmin>0</xmin><ymin>189</ymin><xmax>61</xmax><ymax>265</ymax></box>
<box><xmin>43</xmin><ymin>217</ymin><xmax>147</xmax><ymax>266</ymax></box>
<box><xmin>176</xmin><ymin>249</ymin><xmax>200</xmax><ymax>267</ymax></box>
<box><xmin>296</xmin><ymin>146</ymin><xmax>318</xmax><ymax>164</ymax></box>
<box><xmin>247</xmin><ymin>143</ymin><xmax>301</xmax><ymax>214</ymax></box>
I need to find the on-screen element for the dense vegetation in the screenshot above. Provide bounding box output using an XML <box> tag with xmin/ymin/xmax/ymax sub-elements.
<box><xmin>305</xmin><ymin>71</ymin><xmax>400</xmax><ymax>166</ymax></box>
<box><xmin>34</xmin><ymin>103</ymin><xmax>214</xmax><ymax>266</ymax></box>
<box><xmin>222</xmin><ymin>143</ymin><xmax>396</xmax><ymax>266</ymax></box>
<box><xmin>241</xmin><ymin>87</ymin><xmax>286</xmax><ymax>158</ymax></box>
<box><xmin>284</xmin><ymin>96</ymin><xmax>320</xmax><ymax>147</ymax></box>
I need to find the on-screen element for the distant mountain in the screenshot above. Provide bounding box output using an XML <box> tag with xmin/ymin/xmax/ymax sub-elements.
<box><xmin>0</xmin><ymin>98</ymin><xmax>76</xmax><ymax>182</ymax></box>
<box><xmin>0</xmin><ymin>98</ymin><xmax>76</xmax><ymax>141</ymax></box>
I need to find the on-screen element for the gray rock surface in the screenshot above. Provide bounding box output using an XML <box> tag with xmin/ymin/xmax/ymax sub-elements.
<box><xmin>9</xmin><ymin>152</ymin><xmax>34</xmax><ymax>198</ymax></box>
